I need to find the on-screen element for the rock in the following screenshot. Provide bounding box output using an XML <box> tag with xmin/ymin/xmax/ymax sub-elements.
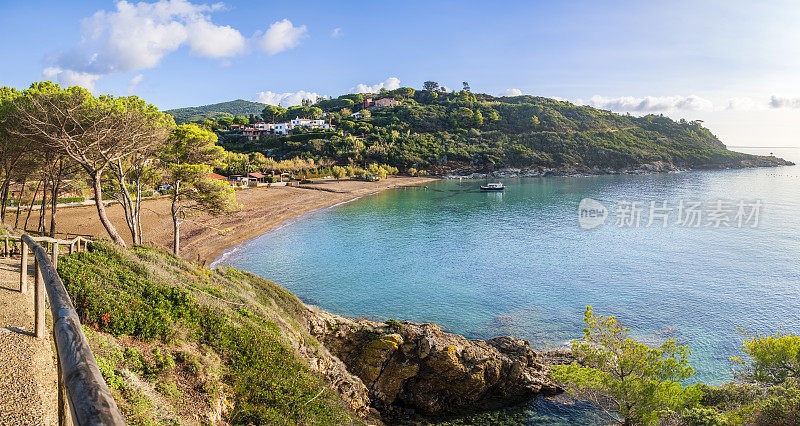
<box><xmin>307</xmin><ymin>312</ymin><xmax>561</xmax><ymax>418</ymax></box>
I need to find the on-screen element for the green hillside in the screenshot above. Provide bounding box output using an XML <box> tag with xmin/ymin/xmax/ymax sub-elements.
<box><xmin>165</xmin><ymin>99</ymin><xmax>266</xmax><ymax>124</ymax></box>
<box><xmin>180</xmin><ymin>90</ymin><xmax>792</xmax><ymax>173</ymax></box>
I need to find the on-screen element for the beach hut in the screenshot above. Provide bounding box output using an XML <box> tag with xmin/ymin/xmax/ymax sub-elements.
<box><xmin>247</xmin><ymin>172</ymin><xmax>267</xmax><ymax>185</ymax></box>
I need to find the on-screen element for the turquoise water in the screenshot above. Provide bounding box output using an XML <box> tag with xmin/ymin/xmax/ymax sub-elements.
<box><xmin>215</xmin><ymin>147</ymin><xmax>800</xmax><ymax>421</ymax></box>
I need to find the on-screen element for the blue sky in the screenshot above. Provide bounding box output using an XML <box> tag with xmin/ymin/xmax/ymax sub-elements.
<box><xmin>2</xmin><ymin>0</ymin><xmax>800</xmax><ymax>147</ymax></box>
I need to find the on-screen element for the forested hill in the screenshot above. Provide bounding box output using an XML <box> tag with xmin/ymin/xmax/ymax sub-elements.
<box><xmin>199</xmin><ymin>90</ymin><xmax>793</xmax><ymax>173</ymax></box>
<box><xmin>165</xmin><ymin>99</ymin><xmax>266</xmax><ymax>124</ymax></box>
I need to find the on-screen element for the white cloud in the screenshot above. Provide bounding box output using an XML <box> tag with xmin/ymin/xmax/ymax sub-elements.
<box><xmin>331</xmin><ymin>27</ymin><xmax>342</xmax><ymax>38</ymax></box>
<box><xmin>257</xmin><ymin>19</ymin><xmax>307</xmax><ymax>55</ymax></box>
<box><xmin>725</xmin><ymin>97</ymin><xmax>760</xmax><ymax>111</ymax></box>
<box><xmin>350</xmin><ymin>77</ymin><xmax>401</xmax><ymax>94</ymax></box>
<box><xmin>186</xmin><ymin>19</ymin><xmax>245</xmax><ymax>58</ymax></box>
<box><xmin>254</xmin><ymin>90</ymin><xmax>322</xmax><ymax>107</ymax></box>
<box><xmin>581</xmin><ymin>95</ymin><xmax>714</xmax><ymax>112</ymax></box>
<box><xmin>47</xmin><ymin>0</ymin><xmax>300</xmax><ymax>90</ymax></box>
<box><xmin>42</xmin><ymin>67</ymin><xmax>103</xmax><ymax>91</ymax></box>
<box><xmin>503</xmin><ymin>88</ymin><xmax>523</xmax><ymax>97</ymax></box>
<box><xmin>769</xmin><ymin>95</ymin><xmax>800</xmax><ymax>109</ymax></box>
<box><xmin>128</xmin><ymin>74</ymin><xmax>144</xmax><ymax>93</ymax></box>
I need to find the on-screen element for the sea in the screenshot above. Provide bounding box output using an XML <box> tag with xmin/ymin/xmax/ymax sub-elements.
<box><xmin>213</xmin><ymin>147</ymin><xmax>800</xmax><ymax>424</ymax></box>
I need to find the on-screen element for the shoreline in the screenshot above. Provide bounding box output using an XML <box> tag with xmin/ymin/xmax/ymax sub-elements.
<box><xmin>208</xmin><ymin>186</ymin><xmax>411</xmax><ymax>268</ymax></box>
<box><xmin>4</xmin><ymin>176</ymin><xmax>438</xmax><ymax>265</ymax></box>
<box><xmin>198</xmin><ymin>177</ymin><xmax>439</xmax><ymax>265</ymax></box>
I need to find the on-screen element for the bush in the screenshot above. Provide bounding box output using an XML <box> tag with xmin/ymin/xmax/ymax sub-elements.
<box><xmin>385</xmin><ymin>319</ymin><xmax>403</xmax><ymax>332</ymax></box>
<box><xmin>331</xmin><ymin>165</ymin><xmax>347</xmax><ymax>179</ymax></box>
<box><xmin>731</xmin><ymin>328</ymin><xmax>800</xmax><ymax>385</ymax></box>
<box><xmin>58</xmin><ymin>243</ymin><xmax>358</xmax><ymax>425</ymax></box>
<box><xmin>681</xmin><ymin>407</ymin><xmax>730</xmax><ymax>425</ymax></box>
<box><xmin>58</xmin><ymin>243</ymin><xmax>200</xmax><ymax>341</ymax></box>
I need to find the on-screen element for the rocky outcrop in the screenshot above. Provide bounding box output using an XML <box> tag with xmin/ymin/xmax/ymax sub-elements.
<box><xmin>306</xmin><ymin>307</ymin><xmax>561</xmax><ymax>418</ymax></box>
<box><xmin>268</xmin><ymin>309</ymin><xmax>377</xmax><ymax>421</ymax></box>
<box><xmin>440</xmin><ymin>155</ymin><xmax>794</xmax><ymax>179</ymax></box>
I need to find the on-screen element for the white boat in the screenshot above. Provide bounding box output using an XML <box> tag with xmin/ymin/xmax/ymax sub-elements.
<box><xmin>480</xmin><ymin>182</ymin><xmax>505</xmax><ymax>191</ymax></box>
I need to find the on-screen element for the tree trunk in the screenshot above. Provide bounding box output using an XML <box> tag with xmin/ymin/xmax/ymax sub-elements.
<box><xmin>91</xmin><ymin>170</ymin><xmax>127</xmax><ymax>247</ymax></box>
<box><xmin>37</xmin><ymin>179</ymin><xmax>47</xmax><ymax>234</ymax></box>
<box><xmin>0</xmin><ymin>176</ymin><xmax>13</xmax><ymax>224</ymax></box>
<box><xmin>0</xmin><ymin>178</ymin><xmax>8</xmax><ymax>224</ymax></box>
<box><xmin>14</xmin><ymin>177</ymin><xmax>27</xmax><ymax>229</ymax></box>
<box><xmin>134</xmin><ymin>180</ymin><xmax>143</xmax><ymax>245</ymax></box>
<box><xmin>49</xmin><ymin>169</ymin><xmax>62</xmax><ymax>238</ymax></box>
<box><xmin>112</xmin><ymin>160</ymin><xmax>138</xmax><ymax>244</ymax></box>
<box><xmin>24</xmin><ymin>179</ymin><xmax>41</xmax><ymax>232</ymax></box>
<box><xmin>171</xmin><ymin>181</ymin><xmax>181</xmax><ymax>256</ymax></box>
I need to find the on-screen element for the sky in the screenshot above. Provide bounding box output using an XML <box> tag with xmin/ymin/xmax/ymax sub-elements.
<box><xmin>1</xmin><ymin>0</ymin><xmax>800</xmax><ymax>147</ymax></box>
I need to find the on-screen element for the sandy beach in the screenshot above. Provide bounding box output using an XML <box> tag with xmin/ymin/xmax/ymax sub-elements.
<box><xmin>3</xmin><ymin>176</ymin><xmax>437</xmax><ymax>265</ymax></box>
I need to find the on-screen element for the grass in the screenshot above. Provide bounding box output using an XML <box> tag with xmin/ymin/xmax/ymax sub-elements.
<box><xmin>59</xmin><ymin>242</ymin><xmax>361</xmax><ymax>425</ymax></box>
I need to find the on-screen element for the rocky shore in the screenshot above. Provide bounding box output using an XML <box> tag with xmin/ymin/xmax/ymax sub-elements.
<box><xmin>440</xmin><ymin>156</ymin><xmax>794</xmax><ymax>180</ymax></box>
<box><xmin>299</xmin><ymin>306</ymin><xmax>573</xmax><ymax>423</ymax></box>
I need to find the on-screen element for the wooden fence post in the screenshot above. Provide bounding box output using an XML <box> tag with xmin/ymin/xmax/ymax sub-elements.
<box><xmin>4</xmin><ymin>236</ymin><xmax>8</xmax><ymax>257</ymax></box>
<box><xmin>55</xmin><ymin>328</ymin><xmax>71</xmax><ymax>426</ymax></box>
<box><xmin>51</xmin><ymin>242</ymin><xmax>58</xmax><ymax>270</ymax></box>
<box><xmin>34</xmin><ymin>256</ymin><xmax>45</xmax><ymax>339</ymax></box>
<box><xmin>20</xmin><ymin>243</ymin><xmax>27</xmax><ymax>294</ymax></box>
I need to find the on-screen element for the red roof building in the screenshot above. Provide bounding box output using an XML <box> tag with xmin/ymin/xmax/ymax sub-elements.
<box><xmin>207</xmin><ymin>172</ymin><xmax>226</xmax><ymax>180</ymax></box>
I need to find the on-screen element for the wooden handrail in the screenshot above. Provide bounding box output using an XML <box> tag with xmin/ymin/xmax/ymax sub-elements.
<box><xmin>20</xmin><ymin>235</ymin><xmax>125</xmax><ymax>425</ymax></box>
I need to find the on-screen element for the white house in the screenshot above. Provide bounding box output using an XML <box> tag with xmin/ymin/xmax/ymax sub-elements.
<box><xmin>242</xmin><ymin>128</ymin><xmax>270</xmax><ymax>141</ymax></box>
<box><xmin>242</xmin><ymin>119</ymin><xmax>333</xmax><ymax>138</ymax></box>
<box><xmin>289</xmin><ymin>118</ymin><xmax>332</xmax><ymax>130</ymax></box>
<box><xmin>252</xmin><ymin>122</ymin><xmax>274</xmax><ymax>131</ymax></box>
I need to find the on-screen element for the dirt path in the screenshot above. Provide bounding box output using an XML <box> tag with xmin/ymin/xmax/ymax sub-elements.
<box><xmin>0</xmin><ymin>257</ymin><xmax>58</xmax><ymax>425</ymax></box>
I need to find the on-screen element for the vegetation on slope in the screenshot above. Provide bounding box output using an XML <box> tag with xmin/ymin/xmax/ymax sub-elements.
<box><xmin>205</xmin><ymin>89</ymin><xmax>785</xmax><ymax>173</ymax></box>
<box><xmin>551</xmin><ymin>307</ymin><xmax>800</xmax><ymax>425</ymax></box>
<box><xmin>58</xmin><ymin>242</ymin><xmax>361</xmax><ymax>425</ymax></box>
<box><xmin>166</xmin><ymin>100</ymin><xmax>267</xmax><ymax>124</ymax></box>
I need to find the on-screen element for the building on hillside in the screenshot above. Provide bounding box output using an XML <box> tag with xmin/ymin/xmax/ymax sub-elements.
<box><xmin>242</xmin><ymin>119</ymin><xmax>334</xmax><ymax>138</ymax></box>
<box><xmin>374</xmin><ymin>98</ymin><xmax>402</xmax><ymax>108</ymax></box>
<box><xmin>242</xmin><ymin>128</ymin><xmax>271</xmax><ymax>141</ymax></box>
<box><xmin>362</xmin><ymin>97</ymin><xmax>402</xmax><ymax>109</ymax></box>
<box><xmin>289</xmin><ymin>118</ymin><xmax>332</xmax><ymax>131</ymax></box>
<box><xmin>252</xmin><ymin>122</ymin><xmax>274</xmax><ymax>131</ymax></box>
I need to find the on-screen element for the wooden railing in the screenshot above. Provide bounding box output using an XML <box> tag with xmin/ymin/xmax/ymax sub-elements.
<box><xmin>5</xmin><ymin>234</ymin><xmax>125</xmax><ymax>425</ymax></box>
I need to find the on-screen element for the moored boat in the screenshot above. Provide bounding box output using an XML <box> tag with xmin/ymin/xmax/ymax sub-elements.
<box><xmin>480</xmin><ymin>182</ymin><xmax>505</xmax><ymax>191</ymax></box>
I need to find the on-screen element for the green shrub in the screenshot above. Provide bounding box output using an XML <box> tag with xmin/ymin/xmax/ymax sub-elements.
<box><xmin>59</xmin><ymin>243</ymin><xmax>358</xmax><ymax>425</ymax></box>
<box><xmin>155</xmin><ymin>379</ymin><xmax>180</xmax><ymax>398</ymax></box>
<box><xmin>96</xmin><ymin>355</ymin><xmax>124</xmax><ymax>391</ymax></box>
<box><xmin>385</xmin><ymin>319</ymin><xmax>403</xmax><ymax>332</ymax></box>
<box><xmin>681</xmin><ymin>407</ymin><xmax>730</xmax><ymax>425</ymax></box>
<box><xmin>123</xmin><ymin>347</ymin><xmax>146</xmax><ymax>372</ymax></box>
<box><xmin>58</xmin><ymin>243</ymin><xmax>200</xmax><ymax>341</ymax></box>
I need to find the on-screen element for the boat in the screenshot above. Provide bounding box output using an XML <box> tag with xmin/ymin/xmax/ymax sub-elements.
<box><xmin>480</xmin><ymin>182</ymin><xmax>505</xmax><ymax>191</ymax></box>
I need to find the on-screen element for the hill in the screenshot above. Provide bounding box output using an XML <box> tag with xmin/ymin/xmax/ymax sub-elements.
<box><xmin>164</xmin><ymin>99</ymin><xmax>266</xmax><ymax>124</ymax></box>
<box><xmin>210</xmin><ymin>90</ymin><xmax>792</xmax><ymax>173</ymax></box>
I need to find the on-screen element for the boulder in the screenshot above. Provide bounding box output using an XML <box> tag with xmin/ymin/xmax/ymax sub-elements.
<box><xmin>307</xmin><ymin>309</ymin><xmax>561</xmax><ymax>417</ymax></box>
